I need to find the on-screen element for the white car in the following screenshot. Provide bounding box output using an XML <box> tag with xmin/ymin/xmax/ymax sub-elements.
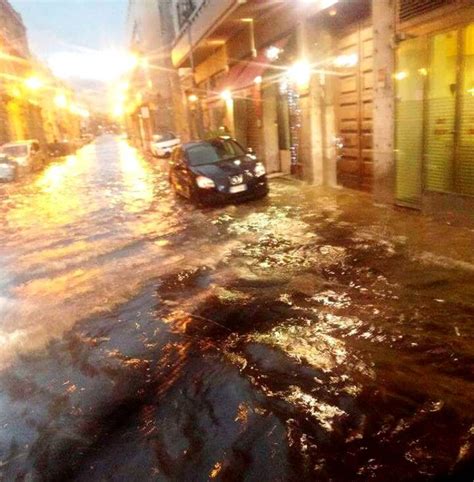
<box><xmin>150</xmin><ymin>132</ymin><xmax>180</xmax><ymax>158</ymax></box>
<box><xmin>0</xmin><ymin>154</ymin><xmax>17</xmax><ymax>182</ymax></box>
<box><xmin>0</xmin><ymin>140</ymin><xmax>45</xmax><ymax>174</ymax></box>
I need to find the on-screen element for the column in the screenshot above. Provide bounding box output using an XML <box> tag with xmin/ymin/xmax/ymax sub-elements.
<box><xmin>373</xmin><ymin>0</ymin><xmax>396</xmax><ymax>203</ymax></box>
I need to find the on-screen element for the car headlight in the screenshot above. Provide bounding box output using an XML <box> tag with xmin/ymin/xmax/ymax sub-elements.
<box><xmin>196</xmin><ymin>175</ymin><xmax>215</xmax><ymax>189</ymax></box>
<box><xmin>254</xmin><ymin>162</ymin><xmax>266</xmax><ymax>177</ymax></box>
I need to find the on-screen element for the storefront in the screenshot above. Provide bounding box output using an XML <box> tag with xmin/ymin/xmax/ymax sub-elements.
<box><xmin>395</xmin><ymin>20</ymin><xmax>474</xmax><ymax>210</ymax></box>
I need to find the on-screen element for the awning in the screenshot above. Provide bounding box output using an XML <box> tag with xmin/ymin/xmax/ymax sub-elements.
<box><xmin>218</xmin><ymin>36</ymin><xmax>290</xmax><ymax>93</ymax></box>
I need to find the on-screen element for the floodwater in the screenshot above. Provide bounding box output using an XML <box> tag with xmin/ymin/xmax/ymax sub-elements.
<box><xmin>0</xmin><ymin>135</ymin><xmax>473</xmax><ymax>481</ymax></box>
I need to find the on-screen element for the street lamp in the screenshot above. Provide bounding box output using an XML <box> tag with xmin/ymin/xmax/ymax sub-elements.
<box><xmin>288</xmin><ymin>60</ymin><xmax>311</xmax><ymax>89</ymax></box>
<box><xmin>54</xmin><ymin>93</ymin><xmax>68</xmax><ymax>108</ymax></box>
<box><xmin>221</xmin><ymin>90</ymin><xmax>232</xmax><ymax>101</ymax></box>
<box><xmin>24</xmin><ymin>76</ymin><xmax>43</xmax><ymax>90</ymax></box>
<box><xmin>266</xmin><ymin>46</ymin><xmax>282</xmax><ymax>61</ymax></box>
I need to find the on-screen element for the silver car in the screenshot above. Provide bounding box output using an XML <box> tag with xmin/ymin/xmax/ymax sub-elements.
<box><xmin>0</xmin><ymin>154</ymin><xmax>18</xmax><ymax>182</ymax></box>
<box><xmin>150</xmin><ymin>132</ymin><xmax>180</xmax><ymax>158</ymax></box>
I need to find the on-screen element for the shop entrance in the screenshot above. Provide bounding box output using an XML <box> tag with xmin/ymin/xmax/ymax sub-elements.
<box><xmin>396</xmin><ymin>23</ymin><xmax>474</xmax><ymax>206</ymax></box>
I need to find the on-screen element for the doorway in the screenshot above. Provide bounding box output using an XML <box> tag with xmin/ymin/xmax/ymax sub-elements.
<box><xmin>262</xmin><ymin>83</ymin><xmax>291</xmax><ymax>174</ymax></box>
<box><xmin>335</xmin><ymin>23</ymin><xmax>374</xmax><ymax>191</ymax></box>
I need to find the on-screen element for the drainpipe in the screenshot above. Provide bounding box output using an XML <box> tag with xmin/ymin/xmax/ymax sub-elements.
<box><xmin>187</xmin><ymin>20</ymin><xmax>204</xmax><ymax>139</ymax></box>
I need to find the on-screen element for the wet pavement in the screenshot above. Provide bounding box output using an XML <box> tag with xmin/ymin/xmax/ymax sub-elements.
<box><xmin>0</xmin><ymin>135</ymin><xmax>473</xmax><ymax>481</ymax></box>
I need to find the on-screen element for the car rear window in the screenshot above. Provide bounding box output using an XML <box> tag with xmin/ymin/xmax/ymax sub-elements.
<box><xmin>153</xmin><ymin>132</ymin><xmax>176</xmax><ymax>142</ymax></box>
<box><xmin>1</xmin><ymin>145</ymin><xmax>27</xmax><ymax>157</ymax></box>
<box><xmin>186</xmin><ymin>139</ymin><xmax>245</xmax><ymax>166</ymax></box>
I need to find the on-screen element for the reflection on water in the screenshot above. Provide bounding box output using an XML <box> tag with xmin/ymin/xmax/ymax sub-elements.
<box><xmin>0</xmin><ymin>135</ymin><xmax>473</xmax><ymax>480</ymax></box>
<box><xmin>0</xmin><ymin>137</ymin><xmax>196</xmax><ymax>365</ymax></box>
<box><xmin>119</xmin><ymin>140</ymin><xmax>154</xmax><ymax>213</ymax></box>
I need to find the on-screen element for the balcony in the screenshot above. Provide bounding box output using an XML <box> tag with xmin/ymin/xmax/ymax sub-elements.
<box><xmin>171</xmin><ymin>0</ymin><xmax>284</xmax><ymax>68</ymax></box>
<box><xmin>171</xmin><ymin>0</ymin><xmax>348</xmax><ymax>69</ymax></box>
<box><xmin>172</xmin><ymin>0</ymin><xmax>237</xmax><ymax>68</ymax></box>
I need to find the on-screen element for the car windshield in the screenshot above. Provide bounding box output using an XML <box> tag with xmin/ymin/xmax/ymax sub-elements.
<box><xmin>153</xmin><ymin>132</ymin><xmax>176</xmax><ymax>142</ymax></box>
<box><xmin>0</xmin><ymin>154</ymin><xmax>13</xmax><ymax>163</ymax></box>
<box><xmin>186</xmin><ymin>139</ymin><xmax>245</xmax><ymax>166</ymax></box>
<box><xmin>1</xmin><ymin>145</ymin><xmax>28</xmax><ymax>157</ymax></box>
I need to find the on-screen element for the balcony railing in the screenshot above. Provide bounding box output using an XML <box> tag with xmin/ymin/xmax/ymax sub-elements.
<box><xmin>171</xmin><ymin>0</ymin><xmax>237</xmax><ymax>68</ymax></box>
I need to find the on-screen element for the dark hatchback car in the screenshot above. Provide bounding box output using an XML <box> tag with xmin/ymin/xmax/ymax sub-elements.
<box><xmin>47</xmin><ymin>140</ymin><xmax>76</xmax><ymax>158</ymax></box>
<box><xmin>169</xmin><ymin>137</ymin><xmax>268</xmax><ymax>204</ymax></box>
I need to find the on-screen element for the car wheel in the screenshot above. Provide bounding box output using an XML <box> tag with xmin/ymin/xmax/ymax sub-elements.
<box><xmin>189</xmin><ymin>184</ymin><xmax>205</xmax><ymax>206</ymax></box>
<box><xmin>169</xmin><ymin>172</ymin><xmax>177</xmax><ymax>190</ymax></box>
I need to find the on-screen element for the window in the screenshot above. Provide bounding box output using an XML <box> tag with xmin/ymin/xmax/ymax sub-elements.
<box><xmin>1</xmin><ymin>145</ymin><xmax>27</xmax><ymax>157</ymax></box>
<box><xmin>186</xmin><ymin>139</ymin><xmax>245</xmax><ymax>166</ymax></box>
<box><xmin>153</xmin><ymin>132</ymin><xmax>176</xmax><ymax>142</ymax></box>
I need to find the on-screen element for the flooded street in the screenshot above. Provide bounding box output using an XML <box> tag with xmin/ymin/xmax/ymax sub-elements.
<box><xmin>0</xmin><ymin>135</ymin><xmax>473</xmax><ymax>481</ymax></box>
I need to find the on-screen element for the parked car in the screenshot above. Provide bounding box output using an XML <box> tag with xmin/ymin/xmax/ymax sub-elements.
<box><xmin>150</xmin><ymin>132</ymin><xmax>180</xmax><ymax>158</ymax></box>
<box><xmin>0</xmin><ymin>154</ymin><xmax>18</xmax><ymax>182</ymax></box>
<box><xmin>0</xmin><ymin>140</ymin><xmax>45</xmax><ymax>174</ymax></box>
<box><xmin>80</xmin><ymin>133</ymin><xmax>94</xmax><ymax>144</ymax></box>
<box><xmin>47</xmin><ymin>140</ymin><xmax>76</xmax><ymax>158</ymax></box>
<box><xmin>169</xmin><ymin>136</ymin><xmax>268</xmax><ymax>205</ymax></box>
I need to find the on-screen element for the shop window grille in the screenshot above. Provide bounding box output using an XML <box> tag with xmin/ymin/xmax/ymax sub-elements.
<box><xmin>399</xmin><ymin>0</ymin><xmax>456</xmax><ymax>22</ymax></box>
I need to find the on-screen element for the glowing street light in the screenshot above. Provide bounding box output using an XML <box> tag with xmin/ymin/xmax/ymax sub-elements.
<box><xmin>221</xmin><ymin>90</ymin><xmax>232</xmax><ymax>101</ymax></box>
<box><xmin>69</xmin><ymin>103</ymin><xmax>80</xmax><ymax>115</ymax></box>
<box><xmin>266</xmin><ymin>46</ymin><xmax>282</xmax><ymax>61</ymax></box>
<box><xmin>288</xmin><ymin>60</ymin><xmax>312</xmax><ymax>89</ymax></box>
<box><xmin>24</xmin><ymin>76</ymin><xmax>43</xmax><ymax>90</ymax></box>
<box><xmin>54</xmin><ymin>93</ymin><xmax>68</xmax><ymax>108</ymax></box>
<box><xmin>78</xmin><ymin>107</ymin><xmax>90</xmax><ymax>118</ymax></box>
<box><xmin>333</xmin><ymin>53</ymin><xmax>358</xmax><ymax>68</ymax></box>
<box><xmin>254</xmin><ymin>75</ymin><xmax>263</xmax><ymax>85</ymax></box>
<box><xmin>394</xmin><ymin>71</ymin><xmax>408</xmax><ymax>81</ymax></box>
<box><xmin>118</xmin><ymin>81</ymin><xmax>130</xmax><ymax>91</ymax></box>
<box><xmin>113</xmin><ymin>104</ymin><xmax>124</xmax><ymax>118</ymax></box>
<box><xmin>188</xmin><ymin>94</ymin><xmax>198</xmax><ymax>103</ymax></box>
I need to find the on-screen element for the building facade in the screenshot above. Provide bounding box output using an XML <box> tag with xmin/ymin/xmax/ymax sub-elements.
<box><xmin>0</xmin><ymin>0</ymin><xmax>82</xmax><ymax>147</ymax></box>
<box><xmin>167</xmin><ymin>0</ymin><xmax>474</xmax><ymax>221</ymax></box>
<box><xmin>125</xmin><ymin>0</ymin><xmax>188</xmax><ymax>149</ymax></box>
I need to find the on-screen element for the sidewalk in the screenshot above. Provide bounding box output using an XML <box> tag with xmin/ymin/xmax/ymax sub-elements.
<box><xmin>273</xmin><ymin>176</ymin><xmax>474</xmax><ymax>270</ymax></box>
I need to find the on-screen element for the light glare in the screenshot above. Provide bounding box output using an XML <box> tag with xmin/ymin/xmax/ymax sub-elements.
<box><xmin>49</xmin><ymin>50</ymin><xmax>139</xmax><ymax>82</ymax></box>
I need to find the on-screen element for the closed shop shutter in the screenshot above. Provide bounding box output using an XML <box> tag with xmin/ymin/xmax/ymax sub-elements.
<box><xmin>425</xmin><ymin>30</ymin><xmax>458</xmax><ymax>192</ymax></box>
<box><xmin>233</xmin><ymin>93</ymin><xmax>261</xmax><ymax>156</ymax></box>
<box><xmin>457</xmin><ymin>23</ymin><xmax>474</xmax><ymax>195</ymax></box>
<box><xmin>246</xmin><ymin>96</ymin><xmax>260</xmax><ymax>156</ymax></box>
<box><xmin>398</xmin><ymin>0</ymin><xmax>455</xmax><ymax>22</ymax></box>
<box><xmin>395</xmin><ymin>37</ymin><xmax>427</xmax><ymax>206</ymax></box>
<box><xmin>395</xmin><ymin>22</ymin><xmax>474</xmax><ymax>202</ymax></box>
<box><xmin>233</xmin><ymin>98</ymin><xmax>248</xmax><ymax>146</ymax></box>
